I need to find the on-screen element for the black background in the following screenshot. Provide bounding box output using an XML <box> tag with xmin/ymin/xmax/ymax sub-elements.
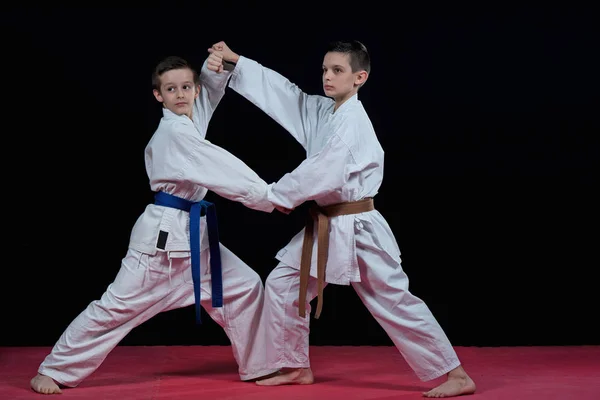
<box><xmin>2</xmin><ymin>5</ymin><xmax>598</xmax><ymax>349</ymax></box>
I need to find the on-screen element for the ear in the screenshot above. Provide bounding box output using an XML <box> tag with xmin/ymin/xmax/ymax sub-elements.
<box><xmin>355</xmin><ymin>70</ymin><xmax>368</xmax><ymax>86</ymax></box>
<box><xmin>153</xmin><ymin>89</ymin><xmax>163</xmax><ymax>103</ymax></box>
<box><xmin>194</xmin><ymin>84</ymin><xmax>201</xmax><ymax>99</ymax></box>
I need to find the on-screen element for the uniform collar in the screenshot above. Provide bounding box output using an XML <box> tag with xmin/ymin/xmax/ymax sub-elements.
<box><xmin>332</xmin><ymin>93</ymin><xmax>359</xmax><ymax>115</ymax></box>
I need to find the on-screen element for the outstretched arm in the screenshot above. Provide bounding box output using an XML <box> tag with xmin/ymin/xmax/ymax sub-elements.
<box><xmin>192</xmin><ymin>50</ymin><xmax>232</xmax><ymax>137</ymax></box>
<box><xmin>209</xmin><ymin>41</ymin><xmax>327</xmax><ymax>150</ymax></box>
<box><xmin>174</xmin><ymin>121</ymin><xmax>274</xmax><ymax>213</ymax></box>
<box><xmin>267</xmin><ymin>128</ymin><xmax>356</xmax><ymax>210</ymax></box>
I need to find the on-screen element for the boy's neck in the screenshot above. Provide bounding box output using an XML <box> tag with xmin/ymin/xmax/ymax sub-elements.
<box><xmin>333</xmin><ymin>90</ymin><xmax>358</xmax><ymax>112</ymax></box>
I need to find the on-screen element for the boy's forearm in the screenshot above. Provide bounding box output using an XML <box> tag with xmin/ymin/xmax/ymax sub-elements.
<box><xmin>200</xmin><ymin>58</ymin><xmax>230</xmax><ymax>92</ymax></box>
<box><xmin>228</xmin><ymin>55</ymin><xmax>312</xmax><ymax>148</ymax></box>
<box><xmin>224</xmin><ymin>53</ymin><xmax>240</xmax><ymax>64</ymax></box>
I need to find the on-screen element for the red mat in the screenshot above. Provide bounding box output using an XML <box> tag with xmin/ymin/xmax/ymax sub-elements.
<box><xmin>1</xmin><ymin>346</ymin><xmax>599</xmax><ymax>399</ymax></box>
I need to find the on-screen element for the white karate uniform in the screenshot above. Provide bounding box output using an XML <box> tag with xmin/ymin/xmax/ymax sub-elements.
<box><xmin>37</xmin><ymin>59</ymin><xmax>277</xmax><ymax>386</ymax></box>
<box><xmin>228</xmin><ymin>56</ymin><xmax>461</xmax><ymax>381</ymax></box>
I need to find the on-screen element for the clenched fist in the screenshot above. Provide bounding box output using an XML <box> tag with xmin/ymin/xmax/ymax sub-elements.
<box><xmin>207</xmin><ymin>50</ymin><xmax>224</xmax><ymax>73</ymax></box>
<box><xmin>208</xmin><ymin>41</ymin><xmax>240</xmax><ymax>64</ymax></box>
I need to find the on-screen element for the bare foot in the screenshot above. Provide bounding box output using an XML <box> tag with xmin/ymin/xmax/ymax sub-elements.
<box><xmin>256</xmin><ymin>367</ymin><xmax>314</xmax><ymax>386</ymax></box>
<box><xmin>30</xmin><ymin>373</ymin><xmax>62</xmax><ymax>395</ymax></box>
<box><xmin>423</xmin><ymin>366</ymin><xmax>476</xmax><ymax>398</ymax></box>
<box><xmin>244</xmin><ymin>370</ymin><xmax>281</xmax><ymax>382</ymax></box>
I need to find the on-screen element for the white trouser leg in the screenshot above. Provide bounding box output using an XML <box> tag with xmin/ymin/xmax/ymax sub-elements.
<box><xmin>351</xmin><ymin>245</ymin><xmax>461</xmax><ymax>381</ymax></box>
<box><xmin>262</xmin><ymin>263</ymin><xmax>321</xmax><ymax>369</ymax></box>
<box><xmin>38</xmin><ymin>249</ymin><xmax>194</xmax><ymax>387</ymax></box>
<box><xmin>39</xmin><ymin>244</ymin><xmax>275</xmax><ymax>386</ymax></box>
<box><xmin>191</xmin><ymin>244</ymin><xmax>278</xmax><ymax>381</ymax></box>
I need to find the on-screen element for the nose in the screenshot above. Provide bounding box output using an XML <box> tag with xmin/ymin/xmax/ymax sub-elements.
<box><xmin>324</xmin><ymin>70</ymin><xmax>334</xmax><ymax>81</ymax></box>
<box><xmin>176</xmin><ymin>88</ymin><xmax>185</xmax><ymax>98</ymax></box>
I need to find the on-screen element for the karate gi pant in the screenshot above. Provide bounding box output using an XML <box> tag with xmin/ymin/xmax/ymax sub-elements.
<box><xmin>38</xmin><ymin>246</ymin><xmax>276</xmax><ymax>387</ymax></box>
<box><xmin>263</xmin><ymin>242</ymin><xmax>462</xmax><ymax>382</ymax></box>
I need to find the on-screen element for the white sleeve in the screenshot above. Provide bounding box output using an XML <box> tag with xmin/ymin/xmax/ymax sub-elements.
<box><xmin>228</xmin><ymin>55</ymin><xmax>325</xmax><ymax>150</ymax></box>
<box><xmin>175</xmin><ymin>122</ymin><xmax>274</xmax><ymax>213</ymax></box>
<box><xmin>192</xmin><ymin>58</ymin><xmax>232</xmax><ymax>137</ymax></box>
<box><xmin>266</xmin><ymin>129</ymin><xmax>355</xmax><ymax>210</ymax></box>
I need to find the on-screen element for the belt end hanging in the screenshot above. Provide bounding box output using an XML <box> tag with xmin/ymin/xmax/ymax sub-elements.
<box><xmin>314</xmin><ymin>297</ymin><xmax>323</xmax><ymax>319</ymax></box>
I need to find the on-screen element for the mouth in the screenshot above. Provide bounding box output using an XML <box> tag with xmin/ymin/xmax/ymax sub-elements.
<box><xmin>324</xmin><ymin>85</ymin><xmax>334</xmax><ymax>91</ymax></box>
<box><xmin>175</xmin><ymin>102</ymin><xmax>187</xmax><ymax>106</ymax></box>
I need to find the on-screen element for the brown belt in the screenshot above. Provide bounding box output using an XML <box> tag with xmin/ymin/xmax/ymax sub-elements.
<box><xmin>298</xmin><ymin>198</ymin><xmax>375</xmax><ymax>319</ymax></box>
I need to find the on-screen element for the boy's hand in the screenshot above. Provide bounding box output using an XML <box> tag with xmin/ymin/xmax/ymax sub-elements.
<box><xmin>207</xmin><ymin>50</ymin><xmax>224</xmax><ymax>73</ymax></box>
<box><xmin>209</xmin><ymin>41</ymin><xmax>240</xmax><ymax>64</ymax></box>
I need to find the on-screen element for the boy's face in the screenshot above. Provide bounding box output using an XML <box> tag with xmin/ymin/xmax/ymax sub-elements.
<box><xmin>153</xmin><ymin>68</ymin><xmax>199</xmax><ymax>119</ymax></box>
<box><xmin>322</xmin><ymin>52</ymin><xmax>367</xmax><ymax>102</ymax></box>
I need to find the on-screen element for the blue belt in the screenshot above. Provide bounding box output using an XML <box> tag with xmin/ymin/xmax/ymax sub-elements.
<box><xmin>154</xmin><ymin>191</ymin><xmax>223</xmax><ymax>324</ymax></box>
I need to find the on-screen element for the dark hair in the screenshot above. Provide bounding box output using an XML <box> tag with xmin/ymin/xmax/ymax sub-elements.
<box><xmin>326</xmin><ymin>40</ymin><xmax>371</xmax><ymax>74</ymax></box>
<box><xmin>152</xmin><ymin>56</ymin><xmax>200</xmax><ymax>91</ymax></box>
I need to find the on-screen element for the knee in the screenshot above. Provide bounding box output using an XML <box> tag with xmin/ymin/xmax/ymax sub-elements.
<box><xmin>264</xmin><ymin>270</ymin><xmax>277</xmax><ymax>293</ymax></box>
<box><xmin>264</xmin><ymin>268</ymin><xmax>287</xmax><ymax>298</ymax></box>
<box><xmin>80</xmin><ymin>298</ymin><xmax>125</xmax><ymax>330</ymax></box>
<box><xmin>244</xmin><ymin>268</ymin><xmax>264</xmax><ymax>296</ymax></box>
